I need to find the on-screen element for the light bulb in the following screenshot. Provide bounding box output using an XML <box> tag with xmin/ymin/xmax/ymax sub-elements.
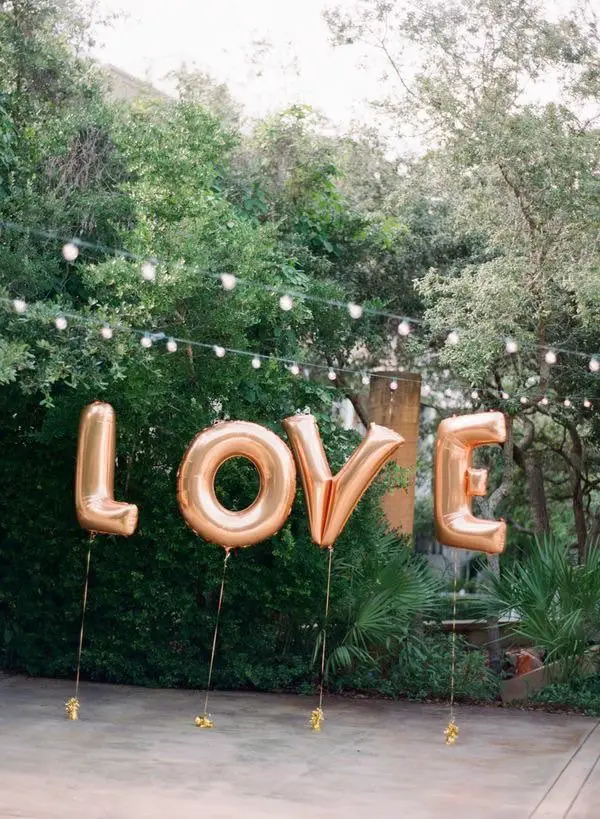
<box><xmin>520</xmin><ymin>396</ymin><xmax>528</xmax><ymax>405</ymax></box>
<box><xmin>62</xmin><ymin>242</ymin><xmax>79</xmax><ymax>262</ymax></box>
<box><xmin>564</xmin><ymin>398</ymin><xmax>572</xmax><ymax>408</ymax></box>
<box><xmin>166</xmin><ymin>338</ymin><xmax>177</xmax><ymax>353</ymax></box>
<box><xmin>220</xmin><ymin>273</ymin><xmax>237</xmax><ymax>291</ymax></box>
<box><xmin>214</xmin><ymin>345</ymin><xmax>225</xmax><ymax>358</ymax></box>
<box><xmin>279</xmin><ymin>294</ymin><xmax>293</xmax><ymax>311</ymax></box>
<box><xmin>398</xmin><ymin>320</ymin><xmax>411</xmax><ymax>337</ymax></box>
<box><xmin>540</xmin><ymin>396</ymin><xmax>549</xmax><ymax>406</ymax></box>
<box><xmin>328</xmin><ymin>369</ymin><xmax>337</xmax><ymax>381</ymax></box>
<box><xmin>501</xmin><ymin>391</ymin><xmax>509</xmax><ymax>400</ymax></box>
<box><xmin>584</xmin><ymin>398</ymin><xmax>592</xmax><ymax>409</ymax></box>
<box><xmin>471</xmin><ymin>390</ymin><xmax>479</xmax><ymax>400</ymax></box>
<box><xmin>289</xmin><ymin>363</ymin><xmax>300</xmax><ymax>376</ymax></box>
<box><xmin>140</xmin><ymin>334</ymin><xmax>152</xmax><ymax>348</ymax></box>
<box><xmin>545</xmin><ymin>350</ymin><xmax>557</xmax><ymax>365</ymax></box>
<box><xmin>12</xmin><ymin>298</ymin><xmax>26</xmax><ymax>314</ymax></box>
<box><xmin>54</xmin><ymin>316</ymin><xmax>67</xmax><ymax>330</ymax></box>
<box><xmin>347</xmin><ymin>303</ymin><xmax>363</xmax><ymax>319</ymax></box>
<box><xmin>141</xmin><ymin>262</ymin><xmax>156</xmax><ymax>282</ymax></box>
<box><xmin>251</xmin><ymin>356</ymin><xmax>261</xmax><ymax>369</ymax></box>
<box><xmin>505</xmin><ymin>339</ymin><xmax>518</xmax><ymax>354</ymax></box>
<box><xmin>100</xmin><ymin>326</ymin><xmax>113</xmax><ymax>340</ymax></box>
<box><xmin>303</xmin><ymin>368</ymin><xmax>310</xmax><ymax>379</ymax></box>
<box><xmin>390</xmin><ymin>380</ymin><xmax>398</xmax><ymax>391</ymax></box>
<box><xmin>361</xmin><ymin>373</ymin><xmax>370</xmax><ymax>386</ymax></box>
<box><xmin>447</xmin><ymin>331</ymin><xmax>459</xmax><ymax>346</ymax></box>
<box><xmin>589</xmin><ymin>357</ymin><xmax>600</xmax><ymax>373</ymax></box>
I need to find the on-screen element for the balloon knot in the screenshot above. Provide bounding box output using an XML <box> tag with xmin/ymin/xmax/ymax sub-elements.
<box><xmin>310</xmin><ymin>707</ymin><xmax>324</xmax><ymax>732</ymax></box>
<box><xmin>65</xmin><ymin>697</ymin><xmax>80</xmax><ymax>720</ymax></box>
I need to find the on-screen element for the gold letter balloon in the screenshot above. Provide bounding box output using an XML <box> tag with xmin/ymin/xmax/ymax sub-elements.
<box><xmin>283</xmin><ymin>414</ymin><xmax>404</xmax><ymax>547</ymax></box>
<box><xmin>434</xmin><ymin>411</ymin><xmax>507</xmax><ymax>554</ymax></box>
<box><xmin>177</xmin><ymin>421</ymin><xmax>296</xmax><ymax>549</ymax></box>
<box><xmin>75</xmin><ymin>402</ymin><xmax>139</xmax><ymax>537</ymax></box>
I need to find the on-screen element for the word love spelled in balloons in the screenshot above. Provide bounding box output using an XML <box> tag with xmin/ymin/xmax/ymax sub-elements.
<box><xmin>75</xmin><ymin>402</ymin><xmax>507</xmax><ymax>554</ymax></box>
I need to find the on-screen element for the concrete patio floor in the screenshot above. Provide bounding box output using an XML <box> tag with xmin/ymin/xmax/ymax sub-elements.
<box><xmin>0</xmin><ymin>674</ymin><xmax>599</xmax><ymax>818</ymax></box>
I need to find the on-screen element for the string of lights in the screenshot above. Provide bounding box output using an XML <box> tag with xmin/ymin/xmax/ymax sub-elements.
<box><xmin>1</xmin><ymin>218</ymin><xmax>599</xmax><ymax>370</ymax></box>
<box><xmin>1</xmin><ymin>295</ymin><xmax>596</xmax><ymax>412</ymax></box>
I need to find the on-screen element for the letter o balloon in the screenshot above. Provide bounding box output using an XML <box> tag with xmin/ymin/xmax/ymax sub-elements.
<box><xmin>177</xmin><ymin>421</ymin><xmax>296</xmax><ymax>549</ymax></box>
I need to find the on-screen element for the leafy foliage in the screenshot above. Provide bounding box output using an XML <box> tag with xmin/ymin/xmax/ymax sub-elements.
<box><xmin>481</xmin><ymin>537</ymin><xmax>600</xmax><ymax>667</ymax></box>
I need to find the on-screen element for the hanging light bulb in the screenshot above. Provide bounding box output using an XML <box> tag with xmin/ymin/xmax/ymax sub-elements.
<box><xmin>520</xmin><ymin>396</ymin><xmax>528</xmax><ymax>405</ymax></box>
<box><xmin>289</xmin><ymin>363</ymin><xmax>300</xmax><ymax>376</ymax></box>
<box><xmin>328</xmin><ymin>368</ymin><xmax>337</xmax><ymax>381</ymax></box>
<box><xmin>398</xmin><ymin>320</ymin><xmax>411</xmax><ymax>337</ymax></box>
<box><xmin>540</xmin><ymin>396</ymin><xmax>549</xmax><ymax>406</ymax></box>
<box><xmin>589</xmin><ymin>357</ymin><xmax>600</xmax><ymax>373</ymax></box>
<box><xmin>583</xmin><ymin>398</ymin><xmax>592</xmax><ymax>409</ymax></box>
<box><xmin>564</xmin><ymin>398</ymin><xmax>572</xmax><ymax>408</ymax></box>
<box><xmin>279</xmin><ymin>294</ymin><xmax>293</xmax><ymax>311</ymax></box>
<box><xmin>141</xmin><ymin>262</ymin><xmax>156</xmax><ymax>282</ymax></box>
<box><xmin>347</xmin><ymin>303</ymin><xmax>363</xmax><ymax>319</ymax></box>
<box><xmin>100</xmin><ymin>326</ymin><xmax>113</xmax><ymax>340</ymax></box>
<box><xmin>251</xmin><ymin>356</ymin><xmax>261</xmax><ymax>369</ymax></box>
<box><xmin>213</xmin><ymin>345</ymin><xmax>225</xmax><ymax>358</ymax></box>
<box><xmin>505</xmin><ymin>339</ymin><xmax>518</xmax><ymax>354</ymax></box>
<box><xmin>303</xmin><ymin>367</ymin><xmax>310</xmax><ymax>379</ymax></box>
<box><xmin>62</xmin><ymin>242</ymin><xmax>79</xmax><ymax>262</ymax></box>
<box><xmin>220</xmin><ymin>273</ymin><xmax>237</xmax><ymax>291</ymax></box>
<box><xmin>447</xmin><ymin>331</ymin><xmax>459</xmax><ymax>346</ymax></box>
<box><xmin>545</xmin><ymin>350</ymin><xmax>557</xmax><ymax>365</ymax></box>
<box><xmin>166</xmin><ymin>338</ymin><xmax>177</xmax><ymax>353</ymax></box>
<box><xmin>54</xmin><ymin>316</ymin><xmax>67</xmax><ymax>330</ymax></box>
<box><xmin>501</xmin><ymin>391</ymin><xmax>509</xmax><ymax>400</ymax></box>
<box><xmin>471</xmin><ymin>390</ymin><xmax>479</xmax><ymax>400</ymax></box>
<box><xmin>140</xmin><ymin>334</ymin><xmax>152</xmax><ymax>348</ymax></box>
<box><xmin>361</xmin><ymin>373</ymin><xmax>371</xmax><ymax>386</ymax></box>
<box><xmin>12</xmin><ymin>298</ymin><xmax>27</xmax><ymax>314</ymax></box>
<box><xmin>390</xmin><ymin>379</ymin><xmax>398</xmax><ymax>391</ymax></box>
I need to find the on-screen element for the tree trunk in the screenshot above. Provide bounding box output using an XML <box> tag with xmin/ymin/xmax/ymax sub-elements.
<box><xmin>486</xmin><ymin>554</ymin><xmax>503</xmax><ymax>675</ymax></box>
<box><xmin>566</xmin><ymin>423</ymin><xmax>587</xmax><ymax>563</ymax></box>
<box><xmin>522</xmin><ymin>451</ymin><xmax>550</xmax><ymax>536</ymax></box>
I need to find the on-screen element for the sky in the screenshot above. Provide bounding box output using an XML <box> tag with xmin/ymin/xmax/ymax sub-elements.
<box><xmin>92</xmin><ymin>0</ymin><xmax>382</xmax><ymax>127</ymax></box>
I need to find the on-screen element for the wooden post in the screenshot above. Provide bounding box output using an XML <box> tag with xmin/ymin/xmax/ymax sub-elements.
<box><xmin>368</xmin><ymin>372</ymin><xmax>421</xmax><ymax>535</ymax></box>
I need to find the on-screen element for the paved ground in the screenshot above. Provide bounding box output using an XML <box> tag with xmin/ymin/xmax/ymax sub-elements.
<box><xmin>0</xmin><ymin>675</ymin><xmax>599</xmax><ymax>818</ymax></box>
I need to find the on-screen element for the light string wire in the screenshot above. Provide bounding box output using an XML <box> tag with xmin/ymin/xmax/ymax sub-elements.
<box><xmin>0</xmin><ymin>296</ymin><xmax>597</xmax><ymax>409</ymax></box>
<box><xmin>1</xmin><ymin>217</ymin><xmax>599</xmax><ymax>365</ymax></box>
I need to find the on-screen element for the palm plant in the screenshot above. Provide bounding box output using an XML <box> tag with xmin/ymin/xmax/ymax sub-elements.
<box><xmin>481</xmin><ymin>536</ymin><xmax>600</xmax><ymax>668</ymax></box>
<box><xmin>317</xmin><ymin>533</ymin><xmax>442</xmax><ymax>676</ymax></box>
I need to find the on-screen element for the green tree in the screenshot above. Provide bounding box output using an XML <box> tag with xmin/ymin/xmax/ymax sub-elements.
<box><xmin>327</xmin><ymin>0</ymin><xmax>600</xmax><ymax>558</ymax></box>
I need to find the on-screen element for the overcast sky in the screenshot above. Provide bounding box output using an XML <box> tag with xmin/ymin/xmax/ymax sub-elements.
<box><xmin>93</xmin><ymin>0</ymin><xmax>382</xmax><ymax>126</ymax></box>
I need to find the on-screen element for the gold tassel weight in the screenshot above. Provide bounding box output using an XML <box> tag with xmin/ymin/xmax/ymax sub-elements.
<box><xmin>65</xmin><ymin>697</ymin><xmax>80</xmax><ymax>720</ymax></box>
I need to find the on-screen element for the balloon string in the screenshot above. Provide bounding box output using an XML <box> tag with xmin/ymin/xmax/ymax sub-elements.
<box><xmin>450</xmin><ymin>551</ymin><xmax>458</xmax><ymax>718</ymax></box>
<box><xmin>318</xmin><ymin>546</ymin><xmax>334</xmax><ymax>711</ymax></box>
<box><xmin>444</xmin><ymin>550</ymin><xmax>460</xmax><ymax>745</ymax></box>
<box><xmin>202</xmin><ymin>549</ymin><xmax>230</xmax><ymax>718</ymax></box>
<box><xmin>75</xmin><ymin>537</ymin><xmax>93</xmax><ymax>699</ymax></box>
